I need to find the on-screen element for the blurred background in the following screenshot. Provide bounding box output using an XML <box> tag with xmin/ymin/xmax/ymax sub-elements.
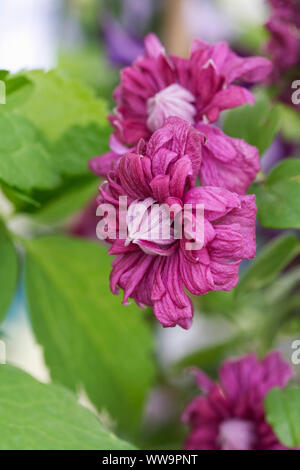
<box><xmin>0</xmin><ymin>0</ymin><xmax>299</xmax><ymax>449</ymax></box>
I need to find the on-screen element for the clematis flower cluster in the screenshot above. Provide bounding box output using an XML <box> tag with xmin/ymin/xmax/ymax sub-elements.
<box><xmin>90</xmin><ymin>34</ymin><xmax>271</xmax><ymax>329</ymax></box>
<box><xmin>183</xmin><ymin>351</ymin><xmax>300</xmax><ymax>450</ymax></box>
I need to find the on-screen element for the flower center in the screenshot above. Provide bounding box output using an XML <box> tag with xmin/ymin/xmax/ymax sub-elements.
<box><xmin>125</xmin><ymin>198</ymin><xmax>175</xmax><ymax>255</ymax></box>
<box><xmin>218</xmin><ymin>418</ymin><xmax>257</xmax><ymax>450</ymax></box>
<box><xmin>146</xmin><ymin>84</ymin><xmax>196</xmax><ymax>132</ymax></box>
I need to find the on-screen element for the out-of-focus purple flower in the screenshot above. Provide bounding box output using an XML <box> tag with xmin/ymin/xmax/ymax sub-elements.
<box><xmin>107</xmin><ymin>33</ymin><xmax>271</xmax><ymax>146</ymax></box>
<box><xmin>261</xmin><ymin>137</ymin><xmax>295</xmax><ymax>174</ymax></box>
<box><xmin>101</xmin><ymin>0</ymin><xmax>158</xmax><ymax>67</ymax></box>
<box><xmin>183</xmin><ymin>351</ymin><xmax>300</xmax><ymax>450</ymax></box>
<box><xmin>69</xmin><ymin>198</ymin><xmax>99</xmax><ymax>239</ymax></box>
<box><xmin>102</xmin><ymin>16</ymin><xmax>144</xmax><ymax>67</ymax></box>
<box><xmin>95</xmin><ymin>117</ymin><xmax>257</xmax><ymax>329</ymax></box>
<box><xmin>265</xmin><ymin>0</ymin><xmax>300</xmax><ymax>79</ymax></box>
<box><xmin>121</xmin><ymin>0</ymin><xmax>155</xmax><ymax>33</ymax></box>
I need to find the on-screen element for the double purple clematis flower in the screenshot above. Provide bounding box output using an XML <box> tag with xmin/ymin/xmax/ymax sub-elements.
<box><xmin>97</xmin><ymin>118</ymin><xmax>256</xmax><ymax>329</ymax></box>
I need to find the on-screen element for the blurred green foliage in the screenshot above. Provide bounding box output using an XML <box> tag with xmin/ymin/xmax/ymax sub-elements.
<box><xmin>25</xmin><ymin>235</ymin><xmax>155</xmax><ymax>440</ymax></box>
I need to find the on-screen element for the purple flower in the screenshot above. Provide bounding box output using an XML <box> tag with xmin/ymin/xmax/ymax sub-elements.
<box><xmin>102</xmin><ymin>16</ymin><xmax>144</xmax><ymax>67</ymax></box>
<box><xmin>101</xmin><ymin>0</ymin><xmax>157</xmax><ymax>67</ymax></box>
<box><xmin>69</xmin><ymin>198</ymin><xmax>99</xmax><ymax>239</ymax></box>
<box><xmin>265</xmin><ymin>0</ymin><xmax>300</xmax><ymax>79</ymax></box>
<box><xmin>183</xmin><ymin>351</ymin><xmax>299</xmax><ymax>450</ymax></box>
<box><xmin>96</xmin><ymin>118</ymin><xmax>257</xmax><ymax>329</ymax></box>
<box><xmin>107</xmin><ymin>33</ymin><xmax>271</xmax><ymax>146</ymax></box>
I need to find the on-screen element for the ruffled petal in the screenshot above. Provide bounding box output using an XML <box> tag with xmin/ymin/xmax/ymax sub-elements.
<box><xmin>197</xmin><ymin>123</ymin><xmax>260</xmax><ymax>194</ymax></box>
<box><xmin>184</xmin><ymin>186</ymin><xmax>241</xmax><ymax>221</ymax></box>
<box><xmin>203</xmin><ymin>86</ymin><xmax>254</xmax><ymax>123</ymax></box>
<box><xmin>216</xmin><ymin>195</ymin><xmax>257</xmax><ymax>259</ymax></box>
<box><xmin>152</xmin><ymin>254</ymin><xmax>193</xmax><ymax>329</ymax></box>
<box><xmin>89</xmin><ymin>151</ymin><xmax>119</xmax><ymax>177</ymax></box>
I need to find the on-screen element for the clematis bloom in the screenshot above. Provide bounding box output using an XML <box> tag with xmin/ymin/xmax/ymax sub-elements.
<box><xmin>107</xmin><ymin>33</ymin><xmax>271</xmax><ymax>146</ymax></box>
<box><xmin>183</xmin><ymin>351</ymin><xmax>300</xmax><ymax>450</ymax></box>
<box><xmin>96</xmin><ymin>117</ymin><xmax>257</xmax><ymax>329</ymax></box>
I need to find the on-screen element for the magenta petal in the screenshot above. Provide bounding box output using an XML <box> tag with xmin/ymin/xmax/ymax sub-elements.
<box><xmin>118</xmin><ymin>152</ymin><xmax>151</xmax><ymax>199</ymax></box>
<box><xmin>197</xmin><ymin>123</ymin><xmax>260</xmax><ymax>194</ymax></box>
<box><xmin>219</xmin><ymin>353</ymin><xmax>259</xmax><ymax>402</ymax></box>
<box><xmin>184</xmin><ymin>186</ymin><xmax>241</xmax><ymax>221</ymax></box>
<box><xmin>150</xmin><ymin>174</ymin><xmax>170</xmax><ymax>202</ymax></box>
<box><xmin>152</xmin><ymin>255</ymin><xmax>193</xmax><ymax>329</ymax></box>
<box><xmin>217</xmin><ymin>195</ymin><xmax>257</xmax><ymax>259</ymax></box>
<box><xmin>153</xmin><ymin>292</ymin><xmax>193</xmax><ymax>329</ymax></box>
<box><xmin>89</xmin><ymin>152</ymin><xmax>120</xmax><ymax>177</ymax></box>
<box><xmin>169</xmin><ymin>156</ymin><xmax>193</xmax><ymax>199</ymax></box>
<box><xmin>260</xmin><ymin>351</ymin><xmax>294</xmax><ymax>393</ymax></box>
<box><xmin>223</xmin><ymin>54</ymin><xmax>272</xmax><ymax>83</ymax></box>
<box><xmin>180</xmin><ymin>251</ymin><xmax>215</xmax><ymax>296</ymax></box>
<box><xmin>210</xmin><ymin>224</ymin><xmax>243</xmax><ymax>260</ymax></box>
<box><xmin>191</xmin><ymin>368</ymin><xmax>216</xmax><ymax>394</ymax></box>
<box><xmin>144</xmin><ymin>33</ymin><xmax>166</xmax><ymax>60</ymax></box>
<box><xmin>209</xmin><ymin>259</ymin><xmax>240</xmax><ymax>291</ymax></box>
<box><xmin>151</xmin><ymin>148</ymin><xmax>178</xmax><ymax>176</ymax></box>
<box><xmin>184</xmin><ymin>425</ymin><xmax>219</xmax><ymax>450</ymax></box>
<box><xmin>204</xmin><ymin>86</ymin><xmax>254</xmax><ymax>122</ymax></box>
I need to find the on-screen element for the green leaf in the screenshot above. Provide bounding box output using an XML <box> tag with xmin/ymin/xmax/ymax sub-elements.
<box><xmin>0</xmin><ymin>365</ymin><xmax>136</xmax><ymax>450</ymax></box>
<box><xmin>25</xmin><ymin>236</ymin><xmax>155</xmax><ymax>438</ymax></box>
<box><xmin>224</xmin><ymin>97</ymin><xmax>280</xmax><ymax>156</ymax></box>
<box><xmin>1</xmin><ymin>184</ymin><xmax>41</xmax><ymax>209</ymax></box>
<box><xmin>0</xmin><ymin>118</ymin><xmax>106</xmax><ymax>209</ymax></box>
<box><xmin>19</xmin><ymin>70</ymin><xmax>109</xmax><ymax>140</ymax></box>
<box><xmin>0</xmin><ymin>112</ymin><xmax>61</xmax><ymax>192</ymax></box>
<box><xmin>264</xmin><ymin>267</ymin><xmax>300</xmax><ymax>305</ymax></box>
<box><xmin>253</xmin><ymin>159</ymin><xmax>300</xmax><ymax>229</ymax></box>
<box><xmin>277</xmin><ymin>103</ymin><xmax>300</xmax><ymax>142</ymax></box>
<box><xmin>0</xmin><ymin>70</ymin><xmax>109</xmax><ymax>203</ymax></box>
<box><xmin>266</xmin><ymin>158</ymin><xmax>300</xmax><ymax>185</ymax></box>
<box><xmin>265</xmin><ymin>386</ymin><xmax>300</xmax><ymax>448</ymax></box>
<box><xmin>32</xmin><ymin>176</ymin><xmax>98</xmax><ymax>224</ymax></box>
<box><xmin>58</xmin><ymin>47</ymin><xmax>118</xmax><ymax>95</ymax></box>
<box><xmin>4</xmin><ymin>74</ymin><xmax>34</xmax><ymax>109</ymax></box>
<box><xmin>239</xmin><ymin>25</ymin><xmax>269</xmax><ymax>53</ymax></box>
<box><xmin>236</xmin><ymin>234</ymin><xmax>300</xmax><ymax>297</ymax></box>
<box><xmin>49</xmin><ymin>122</ymin><xmax>110</xmax><ymax>177</ymax></box>
<box><xmin>0</xmin><ymin>219</ymin><xmax>18</xmax><ymax>323</ymax></box>
<box><xmin>0</xmin><ymin>70</ymin><xmax>9</xmax><ymax>81</ymax></box>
